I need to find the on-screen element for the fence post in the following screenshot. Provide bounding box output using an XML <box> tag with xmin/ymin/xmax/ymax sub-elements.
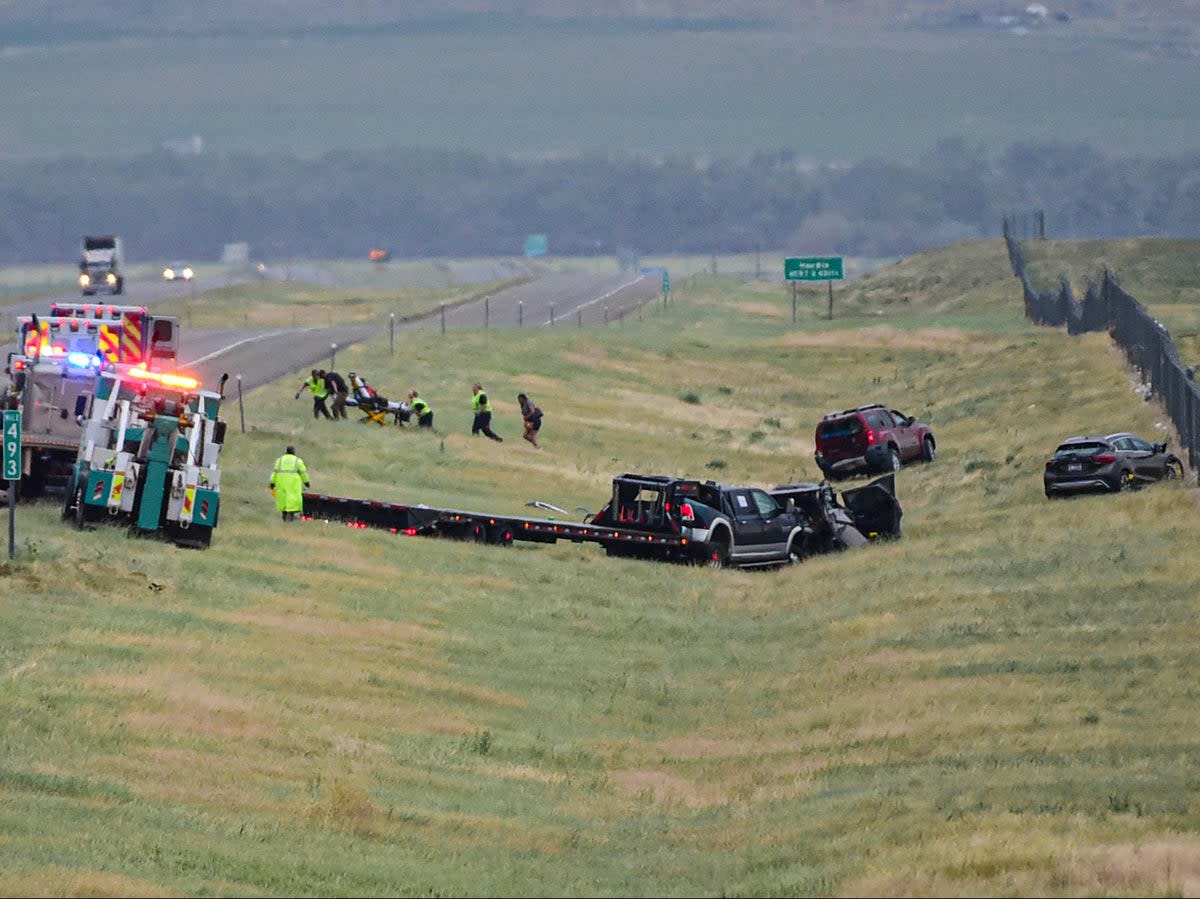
<box><xmin>237</xmin><ymin>375</ymin><xmax>245</xmax><ymax>434</ymax></box>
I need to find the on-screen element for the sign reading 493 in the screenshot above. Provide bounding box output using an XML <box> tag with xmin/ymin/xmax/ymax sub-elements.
<box><xmin>2</xmin><ymin>410</ymin><xmax>21</xmax><ymax>481</ymax></box>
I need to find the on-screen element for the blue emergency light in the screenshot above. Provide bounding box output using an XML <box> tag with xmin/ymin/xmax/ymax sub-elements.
<box><xmin>66</xmin><ymin>352</ymin><xmax>101</xmax><ymax>370</ymax></box>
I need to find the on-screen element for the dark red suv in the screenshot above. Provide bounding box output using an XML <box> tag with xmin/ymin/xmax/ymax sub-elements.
<box><xmin>814</xmin><ymin>403</ymin><xmax>936</xmax><ymax>479</ymax></box>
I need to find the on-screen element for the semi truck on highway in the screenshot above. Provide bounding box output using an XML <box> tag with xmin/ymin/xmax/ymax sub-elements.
<box><xmin>79</xmin><ymin>234</ymin><xmax>124</xmax><ymax>296</ymax></box>
<box><xmin>2</xmin><ymin>302</ymin><xmax>180</xmax><ymax>497</ymax></box>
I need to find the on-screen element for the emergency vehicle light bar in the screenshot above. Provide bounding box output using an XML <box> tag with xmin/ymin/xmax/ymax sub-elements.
<box><xmin>126</xmin><ymin>366</ymin><xmax>199</xmax><ymax>391</ymax></box>
<box><xmin>66</xmin><ymin>352</ymin><xmax>101</xmax><ymax>370</ymax></box>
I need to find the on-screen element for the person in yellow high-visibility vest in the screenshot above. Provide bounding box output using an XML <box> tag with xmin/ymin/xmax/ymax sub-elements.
<box><xmin>270</xmin><ymin>445</ymin><xmax>310</xmax><ymax>521</ymax></box>
<box><xmin>470</xmin><ymin>382</ymin><xmax>503</xmax><ymax>441</ymax></box>
<box><xmin>408</xmin><ymin>389</ymin><xmax>436</xmax><ymax>431</ymax></box>
<box><xmin>295</xmin><ymin>369</ymin><xmax>332</xmax><ymax>419</ymax></box>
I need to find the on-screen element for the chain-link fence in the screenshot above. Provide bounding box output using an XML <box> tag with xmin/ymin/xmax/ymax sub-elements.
<box><xmin>1003</xmin><ymin>217</ymin><xmax>1200</xmax><ymax>475</ymax></box>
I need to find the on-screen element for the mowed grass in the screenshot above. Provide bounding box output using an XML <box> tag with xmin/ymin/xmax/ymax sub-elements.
<box><xmin>3</xmin><ymin>240</ymin><xmax>1200</xmax><ymax>897</ymax></box>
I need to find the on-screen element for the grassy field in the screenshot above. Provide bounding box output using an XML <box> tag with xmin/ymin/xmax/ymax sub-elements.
<box><xmin>2</xmin><ymin>238</ymin><xmax>1200</xmax><ymax>897</ymax></box>
<box><xmin>4</xmin><ymin>19</ymin><xmax>1200</xmax><ymax>162</ymax></box>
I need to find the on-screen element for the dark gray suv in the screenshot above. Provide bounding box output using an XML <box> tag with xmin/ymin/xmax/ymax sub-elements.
<box><xmin>1043</xmin><ymin>432</ymin><xmax>1183</xmax><ymax>497</ymax></box>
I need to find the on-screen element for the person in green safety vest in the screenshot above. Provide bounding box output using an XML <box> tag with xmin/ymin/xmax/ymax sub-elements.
<box><xmin>270</xmin><ymin>445</ymin><xmax>310</xmax><ymax>521</ymax></box>
<box><xmin>470</xmin><ymin>382</ymin><xmax>503</xmax><ymax>442</ymax></box>
<box><xmin>407</xmin><ymin>389</ymin><xmax>435</xmax><ymax>430</ymax></box>
<box><xmin>294</xmin><ymin>368</ymin><xmax>332</xmax><ymax>420</ymax></box>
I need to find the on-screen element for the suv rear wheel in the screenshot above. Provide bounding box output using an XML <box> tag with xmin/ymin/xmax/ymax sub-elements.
<box><xmin>921</xmin><ymin>436</ymin><xmax>935</xmax><ymax>462</ymax></box>
<box><xmin>887</xmin><ymin>447</ymin><xmax>902</xmax><ymax>472</ymax></box>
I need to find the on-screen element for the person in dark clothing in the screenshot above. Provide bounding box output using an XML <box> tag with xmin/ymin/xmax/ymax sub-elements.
<box><xmin>470</xmin><ymin>382</ymin><xmax>503</xmax><ymax>442</ymax></box>
<box><xmin>324</xmin><ymin>369</ymin><xmax>349</xmax><ymax>420</ymax></box>
<box><xmin>518</xmin><ymin>392</ymin><xmax>542</xmax><ymax>449</ymax></box>
<box><xmin>295</xmin><ymin>369</ymin><xmax>331</xmax><ymax>419</ymax></box>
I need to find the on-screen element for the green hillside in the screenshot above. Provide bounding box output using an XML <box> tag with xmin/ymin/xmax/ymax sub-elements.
<box><xmin>2</xmin><ymin>238</ymin><xmax>1199</xmax><ymax>897</ymax></box>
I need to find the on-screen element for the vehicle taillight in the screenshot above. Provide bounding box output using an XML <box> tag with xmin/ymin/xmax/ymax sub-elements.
<box><xmin>1093</xmin><ymin>453</ymin><xmax>1116</xmax><ymax>464</ymax></box>
<box><xmin>680</xmin><ymin>502</ymin><xmax>695</xmax><ymax>522</ymax></box>
<box><xmin>865</xmin><ymin>428</ymin><xmax>877</xmax><ymax>445</ymax></box>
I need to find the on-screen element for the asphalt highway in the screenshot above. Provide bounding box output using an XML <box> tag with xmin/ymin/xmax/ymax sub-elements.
<box><xmin>3</xmin><ymin>269</ymin><xmax>663</xmax><ymax>395</ymax></box>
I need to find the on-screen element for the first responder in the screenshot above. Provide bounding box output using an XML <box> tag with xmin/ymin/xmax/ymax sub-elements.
<box><xmin>270</xmin><ymin>445</ymin><xmax>310</xmax><ymax>521</ymax></box>
<box><xmin>295</xmin><ymin>369</ymin><xmax>332</xmax><ymax>420</ymax></box>
<box><xmin>470</xmin><ymin>382</ymin><xmax>503</xmax><ymax>441</ymax></box>
<box><xmin>324</xmin><ymin>369</ymin><xmax>349</xmax><ymax>420</ymax></box>
<box><xmin>408</xmin><ymin>389</ymin><xmax>435</xmax><ymax>430</ymax></box>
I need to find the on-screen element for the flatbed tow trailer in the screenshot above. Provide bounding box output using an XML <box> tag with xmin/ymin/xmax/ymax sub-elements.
<box><xmin>301</xmin><ymin>472</ymin><xmax>900</xmax><ymax>568</ymax></box>
<box><xmin>301</xmin><ymin>492</ymin><xmax>700</xmax><ymax>561</ymax></box>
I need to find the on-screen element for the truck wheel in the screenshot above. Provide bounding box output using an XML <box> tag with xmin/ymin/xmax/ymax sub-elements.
<box><xmin>71</xmin><ymin>486</ymin><xmax>87</xmax><ymax>530</ymax></box>
<box><xmin>786</xmin><ymin>536</ymin><xmax>808</xmax><ymax>565</ymax></box>
<box><xmin>704</xmin><ymin>536</ymin><xmax>731</xmax><ymax>569</ymax></box>
<box><xmin>921</xmin><ymin>436</ymin><xmax>936</xmax><ymax>462</ymax></box>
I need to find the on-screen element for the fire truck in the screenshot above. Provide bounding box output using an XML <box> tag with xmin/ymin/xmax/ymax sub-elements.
<box><xmin>61</xmin><ymin>365</ymin><xmax>228</xmax><ymax>549</ymax></box>
<box><xmin>2</xmin><ymin>302</ymin><xmax>180</xmax><ymax>497</ymax></box>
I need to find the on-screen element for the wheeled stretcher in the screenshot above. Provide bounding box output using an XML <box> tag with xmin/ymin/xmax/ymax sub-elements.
<box><xmin>346</xmin><ymin>372</ymin><xmax>411</xmax><ymax>426</ymax></box>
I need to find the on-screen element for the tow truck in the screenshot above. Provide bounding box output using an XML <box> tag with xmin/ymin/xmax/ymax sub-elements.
<box><xmin>301</xmin><ymin>473</ymin><xmax>901</xmax><ymax>569</ymax></box>
<box><xmin>61</xmin><ymin>365</ymin><xmax>228</xmax><ymax>549</ymax></box>
<box><xmin>3</xmin><ymin>302</ymin><xmax>179</xmax><ymax>497</ymax></box>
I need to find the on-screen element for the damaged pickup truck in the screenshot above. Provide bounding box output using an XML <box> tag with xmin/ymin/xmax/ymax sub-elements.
<box><xmin>587</xmin><ymin>472</ymin><xmax>902</xmax><ymax>568</ymax></box>
<box><xmin>301</xmin><ymin>472</ymin><xmax>901</xmax><ymax>571</ymax></box>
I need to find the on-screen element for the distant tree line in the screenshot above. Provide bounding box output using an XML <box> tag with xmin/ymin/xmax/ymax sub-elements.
<box><xmin>1</xmin><ymin>139</ymin><xmax>1198</xmax><ymax>265</ymax></box>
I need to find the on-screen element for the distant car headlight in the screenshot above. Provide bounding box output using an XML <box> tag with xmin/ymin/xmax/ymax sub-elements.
<box><xmin>181</xmin><ymin>266</ymin><xmax>194</xmax><ymax>280</ymax></box>
<box><xmin>105</xmin><ymin>272</ymin><xmax>118</xmax><ymax>286</ymax></box>
<box><xmin>163</xmin><ymin>267</ymin><xmax>176</xmax><ymax>280</ymax></box>
<box><xmin>79</xmin><ymin>273</ymin><xmax>91</xmax><ymax>287</ymax></box>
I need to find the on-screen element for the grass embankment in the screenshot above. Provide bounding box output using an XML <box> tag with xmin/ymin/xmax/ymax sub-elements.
<box><xmin>1022</xmin><ymin>237</ymin><xmax>1200</xmax><ymax>364</ymax></box>
<box><xmin>2</xmin><ymin>238</ymin><xmax>1199</xmax><ymax>897</ymax></box>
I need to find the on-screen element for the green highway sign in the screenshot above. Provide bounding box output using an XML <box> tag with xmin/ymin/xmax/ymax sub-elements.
<box><xmin>784</xmin><ymin>256</ymin><xmax>844</xmax><ymax>281</ymax></box>
<box><xmin>523</xmin><ymin>233</ymin><xmax>548</xmax><ymax>257</ymax></box>
<box><xmin>2</xmin><ymin>410</ymin><xmax>20</xmax><ymax>481</ymax></box>
<box><xmin>662</xmin><ymin>270</ymin><xmax>670</xmax><ymax>293</ymax></box>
